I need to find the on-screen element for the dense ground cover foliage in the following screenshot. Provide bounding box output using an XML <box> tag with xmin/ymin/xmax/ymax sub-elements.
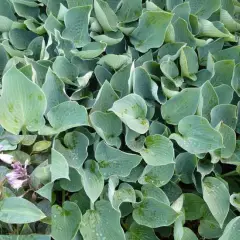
<box><xmin>0</xmin><ymin>0</ymin><xmax>240</xmax><ymax>239</ymax></box>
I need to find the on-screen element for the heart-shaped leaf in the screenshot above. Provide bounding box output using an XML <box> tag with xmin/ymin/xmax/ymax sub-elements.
<box><xmin>140</xmin><ymin>134</ymin><xmax>174</xmax><ymax>166</ymax></box>
<box><xmin>110</xmin><ymin>94</ymin><xmax>149</xmax><ymax>134</ymax></box>
<box><xmin>80</xmin><ymin>200</ymin><xmax>125</xmax><ymax>240</ymax></box>
<box><xmin>62</xmin><ymin>5</ymin><xmax>92</xmax><ymax>48</ymax></box>
<box><xmin>40</xmin><ymin>101</ymin><xmax>88</xmax><ymax>135</ymax></box>
<box><xmin>133</xmin><ymin>197</ymin><xmax>178</xmax><ymax>228</ymax></box>
<box><xmin>95</xmin><ymin>141</ymin><xmax>142</xmax><ymax>178</ymax></box>
<box><xmin>161</xmin><ymin>88</ymin><xmax>200</xmax><ymax>125</ymax></box>
<box><xmin>52</xmin><ymin>201</ymin><xmax>82</xmax><ymax>240</ymax></box>
<box><xmin>170</xmin><ymin>115</ymin><xmax>223</xmax><ymax>154</ymax></box>
<box><xmin>130</xmin><ymin>11</ymin><xmax>173</xmax><ymax>53</ymax></box>
<box><xmin>138</xmin><ymin>163</ymin><xmax>174</xmax><ymax>187</ymax></box>
<box><xmin>54</xmin><ymin>131</ymin><xmax>89</xmax><ymax>169</ymax></box>
<box><xmin>0</xmin><ymin>67</ymin><xmax>47</xmax><ymax>134</ymax></box>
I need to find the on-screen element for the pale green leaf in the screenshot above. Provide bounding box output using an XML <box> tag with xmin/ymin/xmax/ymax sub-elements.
<box><xmin>54</xmin><ymin>131</ymin><xmax>89</xmax><ymax>169</ymax></box>
<box><xmin>211</xmin><ymin>104</ymin><xmax>237</xmax><ymax>129</ymax></box>
<box><xmin>52</xmin><ymin>56</ymin><xmax>78</xmax><ymax>84</ymax></box>
<box><xmin>91</xmin><ymin>81</ymin><xmax>119</xmax><ymax>113</ymax></box>
<box><xmin>141</xmin><ymin>184</ymin><xmax>170</xmax><ymax>205</ymax></box>
<box><xmin>133</xmin><ymin>198</ymin><xmax>178</xmax><ymax>228</ymax></box>
<box><xmin>220</xmin><ymin>8</ymin><xmax>240</xmax><ymax>32</ymax></box>
<box><xmin>214</xmin><ymin>84</ymin><xmax>234</xmax><ymax>104</ymax></box>
<box><xmin>60</xmin><ymin>167</ymin><xmax>83</xmax><ymax>192</ymax></box>
<box><xmin>0</xmin><ymin>67</ymin><xmax>46</xmax><ymax>135</ymax></box>
<box><xmin>180</xmin><ymin>46</ymin><xmax>198</xmax><ymax>80</ymax></box>
<box><xmin>71</xmin><ymin>42</ymin><xmax>106</xmax><ymax>59</ymax></box>
<box><xmin>90</xmin><ymin>31</ymin><xmax>124</xmax><ymax>46</ymax></box>
<box><xmin>210</xmin><ymin>60</ymin><xmax>235</xmax><ymax>87</ymax></box>
<box><xmin>116</xmin><ymin>0</ymin><xmax>142</xmax><ymax>23</ymax></box>
<box><xmin>125</xmin><ymin>127</ymin><xmax>145</xmax><ymax>152</ymax></box>
<box><xmin>170</xmin><ymin>115</ymin><xmax>223</xmax><ymax>154</ymax></box>
<box><xmin>198</xmin><ymin>80</ymin><xmax>219</xmax><ymax>121</ymax></box>
<box><xmin>42</xmin><ymin>68</ymin><xmax>69</xmax><ymax>114</ymax></box>
<box><xmin>80</xmin><ymin>200</ymin><xmax>125</xmax><ymax>240</ymax></box>
<box><xmin>213</xmin><ymin>122</ymin><xmax>236</xmax><ymax>159</ymax></box>
<box><xmin>230</xmin><ymin>194</ymin><xmax>240</xmax><ymax>211</ymax></box>
<box><xmin>62</xmin><ymin>5</ymin><xmax>92</xmax><ymax>48</ymax></box>
<box><xmin>140</xmin><ymin>135</ymin><xmax>174</xmax><ymax>166</ymax></box>
<box><xmin>110</xmin><ymin>94</ymin><xmax>149</xmax><ymax>134</ymax></box>
<box><xmin>187</xmin><ymin>0</ymin><xmax>221</xmax><ymax>19</ymax></box>
<box><xmin>98</xmin><ymin>54</ymin><xmax>131</xmax><ymax>70</ymax></box>
<box><xmin>81</xmin><ymin>160</ymin><xmax>104</xmax><ymax>203</ymax></box>
<box><xmin>51</xmin><ymin>148</ymin><xmax>69</xmax><ymax>182</ymax></box>
<box><xmin>95</xmin><ymin>141</ymin><xmax>142</xmax><ymax>178</ymax></box>
<box><xmin>109</xmin><ymin>183</ymin><xmax>136</xmax><ymax>211</ymax></box>
<box><xmin>219</xmin><ymin>217</ymin><xmax>240</xmax><ymax>240</ymax></box>
<box><xmin>133</xmin><ymin>67</ymin><xmax>161</xmax><ymax>103</ymax></box>
<box><xmin>0</xmin><ymin>197</ymin><xmax>46</xmax><ymax>224</ymax></box>
<box><xmin>173</xmin><ymin>18</ymin><xmax>196</xmax><ymax>48</ymax></box>
<box><xmin>231</xmin><ymin>63</ymin><xmax>240</xmax><ymax>97</ymax></box>
<box><xmin>202</xmin><ymin>177</ymin><xmax>230</xmax><ymax>227</ymax></box>
<box><xmin>175</xmin><ymin>152</ymin><xmax>197</xmax><ymax>184</ymax></box>
<box><xmin>130</xmin><ymin>11</ymin><xmax>173</xmax><ymax>53</ymax></box>
<box><xmin>94</xmin><ymin>0</ymin><xmax>118</xmax><ymax>32</ymax></box>
<box><xmin>161</xmin><ymin>88</ymin><xmax>200</xmax><ymax>125</ymax></box>
<box><xmin>36</xmin><ymin>182</ymin><xmax>54</xmax><ymax>202</ymax></box>
<box><xmin>52</xmin><ymin>202</ymin><xmax>82</xmax><ymax>240</ymax></box>
<box><xmin>90</xmin><ymin>111</ymin><xmax>122</xmax><ymax>147</ymax></box>
<box><xmin>44</xmin><ymin>13</ymin><xmax>64</xmax><ymax>35</ymax></box>
<box><xmin>40</xmin><ymin>101</ymin><xmax>88</xmax><ymax>135</ymax></box>
<box><xmin>138</xmin><ymin>164</ymin><xmax>174</xmax><ymax>187</ymax></box>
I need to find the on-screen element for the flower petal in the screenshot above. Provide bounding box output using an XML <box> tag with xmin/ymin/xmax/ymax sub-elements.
<box><xmin>8</xmin><ymin>179</ymin><xmax>27</xmax><ymax>190</ymax></box>
<box><xmin>0</xmin><ymin>153</ymin><xmax>14</xmax><ymax>164</ymax></box>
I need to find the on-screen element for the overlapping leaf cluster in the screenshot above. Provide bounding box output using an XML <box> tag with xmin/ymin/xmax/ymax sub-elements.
<box><xmin>0</xmin><ymin>0</ymin><xmax>240</xmax><ymax>239</ymax></box>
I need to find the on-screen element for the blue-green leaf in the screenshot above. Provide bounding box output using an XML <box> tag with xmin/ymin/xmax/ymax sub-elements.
<box><xmin>0</xmin><ymin>67</ymin><xmax>47</xmax><ymax>134</ymax></box>
<box><xmin>51</xmin><ymin>148</ymin><xmax>69</xmax><ymax>182</ymax></box>
<box><xmin>40</xmin><ymin>101</ymin><xmax>88</xmax><ymax>135</ymax></box>
<box><xmin>62</xmin><ymin>5</ymin><xmax>92</xmax><ymax>48</ymax></box>
<box><xmin>138</xmin><ymin>163</ymin><xmax>174</xmax><ymax>187</ymax></box>
<box><xmin>52</xmin><ymin>202</ymin><xmax>82</xmax><ymax>240</ymax></box>
<box><xmin>219</xmin><ymin>217</ymin><xmax>240</xmax><ymax>240</ymax></box>
<box><xmin>170</xmin><ymin>115</ymin><xmax>223</xmax><ymax>154</ymax></box>
<box><xmin>0</xmin><ymin>197</ymin><xmax>46</xmax><ymax>224</ymax></box>
<box><xmin>140</xmin><ymin>135</ymin><xmax>174</xmax><ymax>166</ymax></box>
<box><xmin>110</xmin><ymin>94</ymin><xmax>149</xmax><ymax>134</ymax></box>
<box><xmin>161</xmin><ymin>88</ymin><xmax>200</xmax><ymax>125</ymax></box>
<box><xmin>133</xmin><ymin>198</ymin><xmax>178</xmax><ymax>228</ymax></box>
<box><xmin>80</xmin><ymin>200</ymin><xmax>125</xmax><ymax>240</ymax></box>
<box><xmin>95</xmin><ymin>141</ymin><xmax>142</xmax><ymax>178</ymax></box>
<box><xmin>130</xmin><ymin>11</ymin><xmax>173</xmax><ymax>53</ymax></box>
<box><xmin>202</xmin><ymin>177</ymin><xmax>230</xmax><ymax>227</ymax></box>
<box><xmin>81</xmin><ymin>160</ymin><xmax>104</xmax><ymax>203</ymax></box>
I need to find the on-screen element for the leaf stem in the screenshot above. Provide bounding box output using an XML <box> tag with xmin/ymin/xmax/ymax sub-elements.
<box><xmin>22</xmin><ymin>126</ymin><xmax>27</xmax><ymax>136</ymax></box>
<box><xmin>62</xmin><ymin>190</ymin><xmax>65</xmax><ymax>203</ymax></box>
<box><xmin>90</xmin><ymin>201</ymin><xmax>94</xmax><ymax>210</ymax></box>
<box><xmin>221</xmin><ymin>170</ymin><xmax>238</xmax><ymax>178</ymax></box>
<box><xmin>8</xmin><ymin>224</ymin><xmax>13</xmax><ymax>233</ymax></box>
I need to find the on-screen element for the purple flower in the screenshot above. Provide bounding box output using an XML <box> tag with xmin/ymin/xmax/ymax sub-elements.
<box><xmin>6</xmin><ymin>161</ymin><xmax>29</xmax><ymax>190</ymax></box>
<box><xmin>0</xmin><ymin>146</ymin><xmax>29</xmax><ymax>189</ymax></box>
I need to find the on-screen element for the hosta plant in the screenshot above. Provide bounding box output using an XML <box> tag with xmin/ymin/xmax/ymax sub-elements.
<box><xmin>0</xmin><ymin>0</ymin><xmax>240</xmax><ymax>239</ymax></box>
